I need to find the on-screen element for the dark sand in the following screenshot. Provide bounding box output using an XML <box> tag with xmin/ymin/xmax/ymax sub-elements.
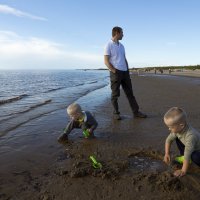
<box><xmin>1</xmin><ymin>74</ymin><xmax>200</xmax><ymax>200</ymax></box>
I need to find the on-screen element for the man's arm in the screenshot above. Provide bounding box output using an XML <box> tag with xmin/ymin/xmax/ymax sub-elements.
<box><xmin>125</xmin><ymin>57</ymin><xmax>129</xmax><ymax>70</ymax></box>
<box><xmin>104</xmin><ymin>55</ymin><xmax>116</xmax><ymax>73</ymax></box>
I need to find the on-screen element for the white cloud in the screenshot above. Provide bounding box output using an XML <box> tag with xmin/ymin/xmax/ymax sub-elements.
<box><xmin>0</xmin><ymin>31</ymin><xmax>103</xmax><ymax>69</ymax></box>
<box><xmin>0</xmin><ymin>4</ymin><xmax>47</xmax><ymax>21</ymax></box>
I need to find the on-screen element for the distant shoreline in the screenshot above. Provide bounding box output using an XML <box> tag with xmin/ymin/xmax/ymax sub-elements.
<box><xmin>79</xmin><ymin>68</ymin><xmax>200</xmax><ymax>78</ymax></box>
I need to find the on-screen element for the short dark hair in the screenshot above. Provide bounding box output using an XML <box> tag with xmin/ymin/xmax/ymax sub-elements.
<box><xmin>112</xmin><ymin>26</ymin><xmax>122</xmax><ymax>37</ymax></box>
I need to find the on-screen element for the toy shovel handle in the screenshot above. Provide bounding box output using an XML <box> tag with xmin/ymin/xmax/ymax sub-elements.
<box><xmin>89</xmin><ymin>156</ymin><xmax>98</xmax><ymax>164</ymax></box>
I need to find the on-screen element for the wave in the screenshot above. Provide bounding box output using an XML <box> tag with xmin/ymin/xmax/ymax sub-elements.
<box><xmin>44</xmin><ymin>87</ymin><xmax>65</xmax><ymax>93</ymax></box>
<box><xmin>0</xmin><ymin>99</ymin><xmax>52</xmax><ymax>123</ymax></box>
<box><xmin>0</xmin><ymin>83</ymin><xmax>109</xmax><ymax>136</ymax></box>
<box><xmin>75</xmin><ymin>83</ymin><xmax>84</xmax><ymax>87</ymax></box>
<box><xmin>88</xmin><ymin>80</ymin><xmax>98</xmax><ymax>84</ymax></box>
<box><xmin>0</xmin><ymin>94</ymin><xmax>28</xmax><ymax>105</ymax></box>
<box><xmin>0</xmin><ymin>109</ymin><xmax>56</xmax><ymax>136</ymax></box>
<box><xmin>29</xmin><ymin>99</ymin><xmax>51</xmax><ymax>109</ymax></box>
<box><xmin>75</xmin><ymin>81</ymin><xmax>98</xmax><ymax>86</ymax></box>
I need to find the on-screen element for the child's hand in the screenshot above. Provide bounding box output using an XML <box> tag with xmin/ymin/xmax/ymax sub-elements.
<box><xmin>88</xmin><ymin>128</ymin><xmax>93</xmax><ymax>134</ymax></box>
<box><xmin>173</xmin><ymin>169</ymin><xmax>186</xmax><ymax>177</ymax></box>
<box><xmin>163</xmin><ymin>154</ymin><xmax>171</xmax><ymax>165</ymax></box>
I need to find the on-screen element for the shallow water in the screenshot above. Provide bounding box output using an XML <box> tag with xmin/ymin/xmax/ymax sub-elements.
<box><xmin>0</xmin><ymin>70</ymin><xmax>110</xmax><ymax>135</ymax></box>
<box><xmin>128</xmin><ymin>155</ymin><xmax>167</xmax><ymax>173</ymax></box>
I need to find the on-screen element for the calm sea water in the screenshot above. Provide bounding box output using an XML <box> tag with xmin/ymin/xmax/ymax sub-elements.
<box><xmin>0</xmin><ymin>70</ymin><xmax>109</xmax><ymax>136</ymax></box>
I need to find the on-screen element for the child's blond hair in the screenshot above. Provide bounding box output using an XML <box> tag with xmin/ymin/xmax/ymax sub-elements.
<box><xmin>67</xmin><ymin>103</ymin><xmax>82</xmax><ymax>115</ymax></box>
<box><xmin>164</xmin><ymin>107</ymin><xmax>187</xmax><ymax>126</ymax></box>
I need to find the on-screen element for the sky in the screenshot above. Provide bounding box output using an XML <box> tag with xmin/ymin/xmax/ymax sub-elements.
<box><xmin>0</xmin><ymin>0</ymin><xmax>200</xmax><ymax>70</ymax></box>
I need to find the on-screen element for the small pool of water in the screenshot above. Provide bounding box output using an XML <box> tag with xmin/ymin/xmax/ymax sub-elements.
<box><xmin>128</xmin><ymin>156</ymin><xmax>167</xmax><ymax>173</ymax></box>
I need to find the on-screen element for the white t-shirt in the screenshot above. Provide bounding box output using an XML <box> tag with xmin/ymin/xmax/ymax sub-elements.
<box><xmin>104</xmin><ymin>40</ymin><xmax>128</xmax><ymax>71</ymax></box>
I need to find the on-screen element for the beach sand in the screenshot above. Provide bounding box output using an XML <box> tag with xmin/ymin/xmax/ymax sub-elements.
<box><xmin>141</xmin><ymin>69</ymin><xmax>200</xmax><ymax>78</ymax></box>
<box><xmin>1</xmin><ymin>73</ymin><xmax>200</xmax><ymax>200</ymax></box>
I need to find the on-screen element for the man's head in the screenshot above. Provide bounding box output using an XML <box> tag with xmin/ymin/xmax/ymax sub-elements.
<box><xmin>112</xmin><ymin>26</ymin><xmax>123</xmax><ymax>40</ymax></box>
<box><xmin>164</xmin><ymin>107</ymin><xmax>187</xmax><ymax>133</ymax></box>
<box><xmin>67</xmin><ymin>103</ymin><xmax>83</xmax><ymax>120</ymax></box>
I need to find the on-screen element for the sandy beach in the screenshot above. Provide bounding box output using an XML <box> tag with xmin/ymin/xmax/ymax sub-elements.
<box><xmin>140</xmin><ymin>69</ymin><xmax>200</xmax><ymax>78</ymax></box>
<box><xmin>1</xmin><ymin>73</ymin><xmax>200</xmax><ymax>200</ymax></box>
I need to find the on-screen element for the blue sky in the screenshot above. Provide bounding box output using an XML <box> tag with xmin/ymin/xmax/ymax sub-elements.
<box><xmin>0</xmin><ymin>0</ymin><xmax>200</xmax><ymax>69</ymax></box>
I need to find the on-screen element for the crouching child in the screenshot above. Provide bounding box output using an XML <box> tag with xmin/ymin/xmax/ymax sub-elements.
<box><xmin>58</xmin><ymin>103</ymin><xmax>98</xmax><ymax>142</ymax></box>
<box><xmin>163</xmin><ymin>107</ymin><xmax>200</xmax><ymax>177</ymax></box>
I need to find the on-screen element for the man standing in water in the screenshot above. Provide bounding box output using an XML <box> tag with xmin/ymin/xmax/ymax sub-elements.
<box><xmin>104</xmin><ymin>26</ymin><xmax>147</xmax><ymax>120</ymax></box>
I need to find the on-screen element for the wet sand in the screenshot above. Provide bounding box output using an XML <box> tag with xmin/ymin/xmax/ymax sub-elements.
<box><xmin>1</xmin><ymin>74</ymin><xmax>200</xmax><ymax>200</ymax></box>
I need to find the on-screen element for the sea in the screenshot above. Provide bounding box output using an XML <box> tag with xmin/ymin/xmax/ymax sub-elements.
<box><xmin>0</xmin><ymin>70</ymin><xmax>110</xmax><ymax>137</ymax></box>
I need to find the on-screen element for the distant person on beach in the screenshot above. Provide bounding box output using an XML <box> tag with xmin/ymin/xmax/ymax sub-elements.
<box><xmin>57</xmin><ymin>103</ymin><xmax>98</xmax><ymax>142</ymax></box>
<box><xmin>163</xmin><ymin>107</ymin><xmax>200</xmax><ymax>177</ymax></box>
<box><xmin>104</xmin><ymin>26</ymin><xmax>147</xmax><ymax>120</ymax></box>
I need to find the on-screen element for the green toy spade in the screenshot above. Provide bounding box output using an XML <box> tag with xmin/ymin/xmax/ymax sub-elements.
<box><xmin>89</xmin><ymin>155</ymin><xmax>102</xmax><ymax>169</ymax></box>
